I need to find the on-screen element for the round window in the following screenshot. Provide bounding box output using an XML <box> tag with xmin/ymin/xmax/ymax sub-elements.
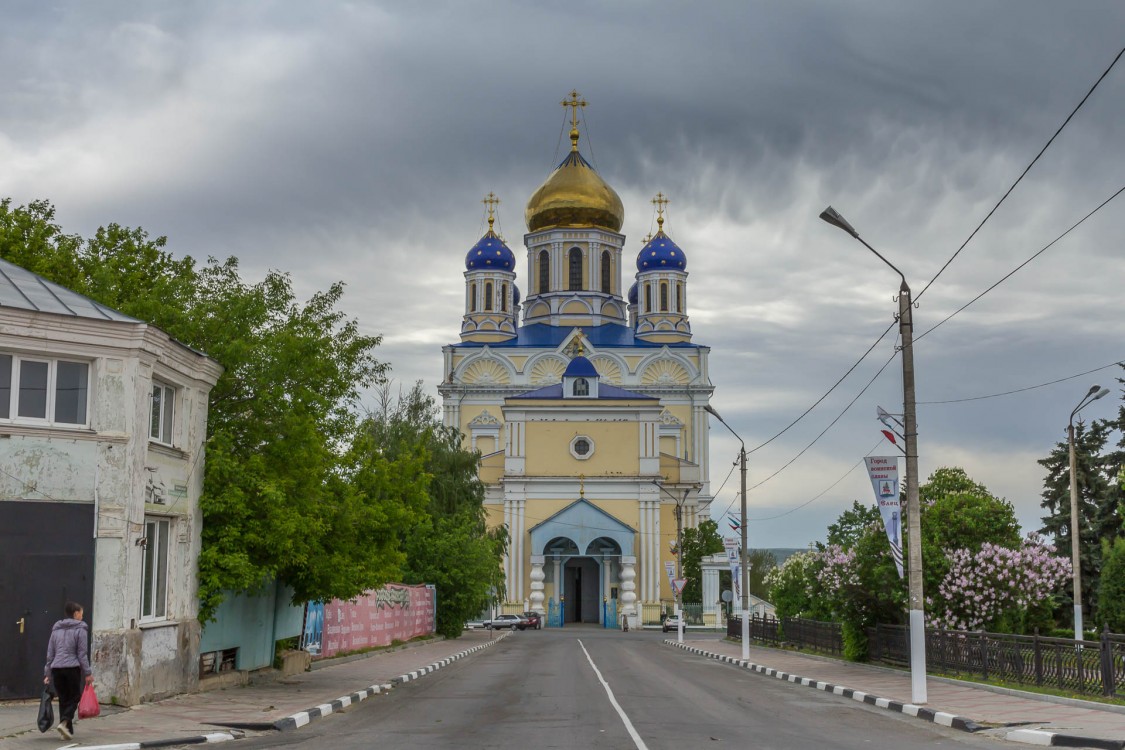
<box><xmin>574</xmin><ymin>438</ymin><xmax>590</xmax><ymax>455</ymax></box>
<box><xmin>569</xmin><ymin>435</ymin><xmax>595</xmax><ymax>460</ymax></box>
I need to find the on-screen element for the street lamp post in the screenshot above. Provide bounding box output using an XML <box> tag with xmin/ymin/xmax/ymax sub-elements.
<box><xmin>820</xmin><ymin>206</ymin><xmax>927</xmax><ymax>705</ymax></box>
<box><xmin>703</xmin><ymin>404</ymin><xmax>749</xmax><ymax>662</ymax></box>
<box><xmin>1067</xmin><ymin>384</ymin><xmax>1110</xmax><ymax>642</ymax></box>
<box><xmin>652</xmin><ymin>481</ymin><xmax>691</xmax><ymax>643</ymax></box>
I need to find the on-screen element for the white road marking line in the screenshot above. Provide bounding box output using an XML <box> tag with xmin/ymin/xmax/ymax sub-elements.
<box><xmin>577</xmin><ymin>639</ymin><xmax>650</xmax><ymax>750</ymax></box>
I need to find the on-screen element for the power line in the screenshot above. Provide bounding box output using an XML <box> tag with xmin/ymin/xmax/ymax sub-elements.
<box><xmin>917</xmin><ymin>44</ymin><xmax>1125</xmax><ymax>303</ymax></box>
<box><xmin>917</xmin><ymin>184</ymin><xmax>1125</xmax><ymax>342</ymax></box>
<box><xmin>747</xmin><ymin>439</ymin><xmax>883</xmax><ymax>522</ymax></box>
<box><xmin>747</xmin><ymin>349</ymin><xmax>899</xmax><ymax>493</ymax></box>
<box><xmin>918</xmin><ymin>358</ymin><xmax>1124</xmax><ymax>405</ymax></box>
<box><xmin>748</xmin><ymin>321</ymin><xmax>897</xmax><ymax>455</ymax></box>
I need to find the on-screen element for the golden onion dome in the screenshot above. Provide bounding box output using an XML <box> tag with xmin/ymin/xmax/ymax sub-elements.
<box><xmin>525</xmin><ymin>130</ymin><xmax>624</xmax><ymax>233</ymax></box>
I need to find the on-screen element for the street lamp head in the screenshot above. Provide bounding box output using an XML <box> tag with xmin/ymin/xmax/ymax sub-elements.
<box><xmin>1094</xmin><ymin>387</ymin><xmax>1110</xmax><ymax>401</ymax></box>
<box><xmin>1087</xmin><ymin>384</ymin><xmax>1102</xmax><ymax>396</ymax></box>
<box><xmin>819</xmin><ymin>206</ymin><xmax>860</xmax><ymax>239</ymax></box>
<box><xmin>703</xmin><ymin>404</ymin><xmax>723</xmax><ymax>421</ymax></box>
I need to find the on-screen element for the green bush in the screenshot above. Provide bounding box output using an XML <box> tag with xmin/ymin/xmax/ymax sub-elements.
<box><xmin>842</xmin><ymin>620</ymin><xmax>868</xmax><ymax>662</ymax></box>
<box><xmin>1097</xmin><ymin>537</ymin><xmax>1125</xmax><ymax>632</ymax></box>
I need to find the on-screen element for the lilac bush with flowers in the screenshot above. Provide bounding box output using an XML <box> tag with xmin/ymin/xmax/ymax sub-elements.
<box><xmin>927</xmin><ymin>533</ymin><xmax>1070</xmax><ymax>633</ymax></box>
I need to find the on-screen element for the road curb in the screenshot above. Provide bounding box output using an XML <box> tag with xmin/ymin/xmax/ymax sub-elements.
<box><xmin>274</xmin><ymin>632</ymin><xmax>510</xmax><ymax>731</ymax></box>
<box><xmin>72</xmin><ymin>634</ymin><xmax>510</xmax><ymax>750</ymax></box>
<box><xmin>664</xmin><ymin>641</ymin><xmax>984</xmax><ymax>731</ymax></box>
<box><xmin>665</xmin><ymin>641</ymin><xmax>1125</xmax><ymax>749</ymax></box>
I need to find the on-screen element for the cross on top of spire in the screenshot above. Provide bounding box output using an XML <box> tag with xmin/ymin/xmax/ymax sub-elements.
<box><xmin>482</xmin><ymin>191</ymin><xmax>500</xmax><ymax>233</ymax></box>
<box><xmin>561</xmin><ymin>89</ymin><xmax>587</xmax><ymax>152</ymax></box>
<box><xmin>652</xmin><ymin>192</ymin><xmax>669</xmax><ymax>232</ymax></box>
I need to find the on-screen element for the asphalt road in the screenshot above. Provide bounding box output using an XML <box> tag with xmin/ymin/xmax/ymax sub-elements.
<box><xmin>237</xmin><ymin>628</ymin><xmax>1006</xmax><ymax>750</ymax></box>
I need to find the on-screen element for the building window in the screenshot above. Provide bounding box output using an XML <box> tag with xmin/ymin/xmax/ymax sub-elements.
<box><xmin>501</xmin><ymin>283</ymin><xmax>508</xmax><ymax>312</ymax></box>
<box><xmin>141</xmin><ymin>517</ymin><xmax>170</xmax><ymax>621</ymax></box>
<box><xmin>469</xmin><ymin>282</ymin><xmax>476</xmax><ymax>312</ymax></box>
<box><xmin>0</xmin><ymin>354</ymin><xmax>89</xmax><ymax>426</ymax></box>
<box><xmin>660</xmin><ymin>282</ymin><xmax>669</xmax><ymax>312</ymax></box>
<box><xmin>568</xmin><ymin>247</ymin><xmax>583</xmax><ymax>291</ymax></box>
<box><xmin>677</xmin><ymin>283</ymin><xmax>683</xmax><ymax>313</ymax></box>
<box><xmin>569</xmin><ymin>434</ymin><xmax>595</xmax><ymax>460</ymax></box>
<box><xmin>644</xmin><ymin>283</ymin><xmax>652</xmax><ymax>313</ymax></box>
<box><xmin>538</xmin><ymin>250</ymin><xmax>550</xmax><ymax>293</ymax></box>
<box><xmin>573</xmin><ymin>377</ymin><xmax>589</xmax><ymax>396</ymax></box>
<box><xmin>484</xmin><ymin>281</ymin><xmax>493</xmax><ymax>311</ymax></box>
<box><xmin>150</xmin><ymin>382</ymin><xmax>175</xmax><ymax>445</ymax></box>
<box><xmin>601</xmin><ymin>251</ymin><xmax>611</xmax><ymax>293</ymax></box>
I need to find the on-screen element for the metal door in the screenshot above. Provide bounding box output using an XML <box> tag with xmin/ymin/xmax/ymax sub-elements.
<box><xmin>0</xmin><ymin>501</ymin><xmax>95</xmax><ymax>699</ymax></box>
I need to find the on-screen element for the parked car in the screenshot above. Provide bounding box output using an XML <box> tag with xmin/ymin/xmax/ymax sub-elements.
<box><xmin>662</xmin><ymin>614</ymin><xmax>683</xmax><ymax>633</ymax></box>
<box><xmin>522</xmin><ymin>611</ymin><xmax>542</xmax><ymax>629</ymax></box>
<box><xmin>485</xmin><ymin>614</ymin><xmax>528</xmax><ymax>631</ymax></box>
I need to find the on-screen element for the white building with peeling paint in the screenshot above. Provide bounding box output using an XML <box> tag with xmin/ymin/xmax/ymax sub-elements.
<box><xmin>0</xmin><ymin>257</ymin><xmax>222</xmax><ymax>704</ymax></box>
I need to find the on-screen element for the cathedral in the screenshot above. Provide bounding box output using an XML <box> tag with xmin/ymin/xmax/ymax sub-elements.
<box><xmin>439</xmin><ymin>93</ymin><xmax>715</xmax><ymax>628</ymax></box>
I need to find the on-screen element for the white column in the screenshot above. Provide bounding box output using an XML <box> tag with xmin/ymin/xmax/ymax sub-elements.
<box><xmin>554</xmin><ymin>559</ymin><xmax>562</xmax><ymax>604</ymax></box>
<box><xmin>503</xmin><ymin>499</ymin><xmax>513</xmax><ymax>601</ymax></box>
<box><xmin>702</xmin><ymin>564</ymin><xmax>719</xmax><ymax>618</ymax></box>
<box><xmin>639</xmin><ymin>501</ymin><xmax>649</xmax><ymax>602</ymax></box>
<box><xmin>530</xmin><ymin>555</ymin><xmax>546</xmax><ymax>614</ymax></box>
<box><xmin>620</xmin><ymin>555</ymin><xmax>638</xmax><ymax>629</ymax></box>
<box><xmin>517</xmin><ymin>499</ymin><xmax>525</xmax><ymax>602</ymax></box>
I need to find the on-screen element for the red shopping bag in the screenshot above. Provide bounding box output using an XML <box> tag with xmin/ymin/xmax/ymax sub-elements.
<box><xmin>78</xmin><ymin>684</ymin><xmax>100</xmax><ymax>719</ymax></box>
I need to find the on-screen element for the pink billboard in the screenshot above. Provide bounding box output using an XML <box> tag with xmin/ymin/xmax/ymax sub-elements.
<box><xmin>318</xmin><ymin>584</ymin><xmax>435</xmax><ymax>658</ymax></box>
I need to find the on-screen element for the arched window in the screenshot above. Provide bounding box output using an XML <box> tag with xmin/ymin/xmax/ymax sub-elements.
<box><xmin>660</xmin><ymin>282</ymin><xmax>668</xmax><ymax>312</ymax></box>
<box><xmin>469</xmin><ymin>282</ymin><xmax>476</xmax><ymax>312</ymax></box>
<box><xmin>601</xmin><ymin>251</ymin><xmax>611</xmax><ymax>293</ymax></box>
<box><xmin>501</xmin><ymin>283</ymin><xmax>508</xmax><ymax>312</ymax></box>
<box><xmin>568</xmin><ymin>247</ymin><xmax>584</xmax><ymax>290</ymax></box>
<box><xmin>676</xmin><ymin>283</ymin><xmax>683</xmax><ymax>313</ymax></box>
<box><xmin>644</xmin><ymin>283</ymin><xmax>652</xmax><ymax>313</ymax></box>
<box><xmin>538</xmin><ymin>250</ymin><xmax>550</xmax><ymax>293</ymax></box>
<box><xmin>573</xmin><ymin>377</ymin><xmax>589</xmax><ymax>397</ymax></box>
<box><xmin>484</xmin><ymin>282</ymin><xmax>493</xmax><ymax>311</ymax></box>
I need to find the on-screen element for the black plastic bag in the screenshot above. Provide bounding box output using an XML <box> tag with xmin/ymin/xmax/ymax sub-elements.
<box><xmin>37</xmin><ymin>684</ymin><xmax>55</xmax><ymax>733</ymax></box>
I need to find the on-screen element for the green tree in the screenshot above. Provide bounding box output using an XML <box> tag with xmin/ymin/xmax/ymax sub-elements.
<box><xmin>0</xmin><ymin>199</ymin><xmax>397</xmax><ymax>620</ymax></box>
<box><xmin>826</xmin><ymin>500</ymin><xmax>881</xmax><ymax>548</ymax></box>
<box><xmin>765</xmin><ymin>551</ymin><xmax>824</xmax><ymax>620</ymax></box>
<box><xmin>1097</xmin><ymin>536</ymin><xmax>1125</xmax><ymax>632</ymax></box>
<box><xmin>1039</xmin><ymin>420</ymin><xmax>1114</xmax><ymax>625</ymax></box>
<box><xmin>918</xmin><ymin>467</ymin><xmax>1021</xmax><ymax>599</ymax></box>
<box><xmin>746</xmin><ymin>548</ymin><xmax>777</xmax><ymax>600</ymax></box>
<box><xmin>680</xmin><ymin>518</ymin><xmax>724</xmax><ymax>603</ymax></box>
<box><xmin>361</xmin><ymin>384</ymin><xmax>507</xmax><ymax>638</ymax></box>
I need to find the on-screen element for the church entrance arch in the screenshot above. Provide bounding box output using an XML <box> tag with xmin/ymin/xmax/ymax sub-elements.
<box><xmin>529</xmin><ymin>499</ymin><xmax>637</xmax><ymax>626</ymax></box>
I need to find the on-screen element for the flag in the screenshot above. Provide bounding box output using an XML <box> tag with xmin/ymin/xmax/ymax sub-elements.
<box><xmin>864</xmin><ymin>456</ymin><xmax>904</xmax><ymax>578</ymax></box>
<box><xmin>726</xmin><ymin>512</ymin><xmax>741</xmax><ymax>532</ymax></box>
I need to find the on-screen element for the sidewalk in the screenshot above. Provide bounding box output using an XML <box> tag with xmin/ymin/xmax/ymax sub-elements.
<box><xmin>672</xmin><ymin>635</ymin><xmax>1125</xmax><ymax>749</ymax></box>
<box><xmin>1</xmin><ymin>630</ymin><xmax>507</xmax><ymax>749</ymax></box>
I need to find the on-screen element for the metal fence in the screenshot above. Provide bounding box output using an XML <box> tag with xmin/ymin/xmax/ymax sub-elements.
<box><xmin>728</xmin><ymin>614</ymin><xmax>1124</xmax><ymax>698</ymax></box>
<box><xmin>870</xmin><ymin>624</ymin><xmax>1124</xmax><ymax>698</ymax></box>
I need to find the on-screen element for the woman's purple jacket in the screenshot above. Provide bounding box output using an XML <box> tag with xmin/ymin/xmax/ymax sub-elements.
<box><xmin>44</xmin><ymin>618</ymin><xmax>91</xmax><ymax>677</ymax></box>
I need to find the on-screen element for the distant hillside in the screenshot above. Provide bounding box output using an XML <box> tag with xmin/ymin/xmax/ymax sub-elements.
<box><xmin>753</xmin><ymin>548</ymin><xmax>807</xmax><ymax>566</ymax></box>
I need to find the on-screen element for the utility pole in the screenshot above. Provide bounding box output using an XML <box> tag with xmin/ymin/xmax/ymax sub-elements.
<box><xmin>675</xmin><ymin>496</ymin><xmax>684</xmax><ymax>643</ymax></box>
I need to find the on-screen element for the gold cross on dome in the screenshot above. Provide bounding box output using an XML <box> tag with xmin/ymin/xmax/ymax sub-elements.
<box><xmin>482</xmin><ymin>192</ymin><xmax>500</xmax><ymax>233</ymax></box>
<box><xmin>579</xmin><ymin>474</ymin><xmax>586</xmax><ymax>497</ymax></box>
<box><xmin>652</xmin><ymin>192</ymin><xmax>669</xmax><ymax>232</ymax></box>
<box><xmin>561</xmin><ymin>90</ymin><xmax>587</xmax><ymax>151</ymax></box>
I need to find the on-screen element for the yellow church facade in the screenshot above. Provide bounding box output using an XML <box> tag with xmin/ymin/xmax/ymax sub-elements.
<box><xmin>439</xmin><ymin>94</ymin><xmax>715</xmax><ymax>627</ymax></box>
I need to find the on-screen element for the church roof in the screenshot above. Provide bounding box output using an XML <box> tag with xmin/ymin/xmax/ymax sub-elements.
<box><xmin>454</xmin><ymin>322</ymin><xmax>701</xmax><ymax>349</ymax></box>
<box><xmin>510</xmin><ymin>381</ymin><xmax>656</xmax><ymax>401</ymax></box>
<box><xmin>0</xmin><ymin>258</ymin><xmax>139</xmax><ymax>323</ymax></box>
<box><xmin>563</xmin><ymin>355</ymin><xmax>598</xmax><ymax>378</ymax></box>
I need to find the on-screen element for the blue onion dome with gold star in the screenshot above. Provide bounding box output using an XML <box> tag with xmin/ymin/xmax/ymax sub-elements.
<box><xmin>636</xmin><ymin>196</ymin><xmax>686</xmax><ymax>272</ymax></box>
<box><xmin>466</xmin><ymin>193</ymin><xmax>515</xmax><ymax>271</ymax></box>
<box><xmin>628</xmin><ymin>281</ymin><xmax>638</xmax><ymax>305</ymax></box>
<box><xmin>465</xmin><ymin>230</ymin><xmax>515</xmax><ymax>270</ymax></box>
<box><xmin>513</xmin><ymin>285</ymin><xmax>521</xmax><ymax>306</ymax></box>
<box><xmin>525</xmin><ymin>92</ymin><xmax>625</xmax><ymax>233</ymax></box>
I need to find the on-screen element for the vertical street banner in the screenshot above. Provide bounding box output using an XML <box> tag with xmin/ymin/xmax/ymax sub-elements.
<box><xmin>665</xmin><ymin>560</ymin><xmax>675</xmax><ymax>592</ymax></box>
<box><xmin>865</xmin><ymin>456</ymin><xmax>904</xmax><ymax>578</ymax></box>
<box><xmin>724</xmin><ymin>537</ymin><xmax>741</xmax><ymax>599</ymax></box>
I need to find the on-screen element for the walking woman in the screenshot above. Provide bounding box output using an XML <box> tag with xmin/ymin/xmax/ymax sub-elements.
<box><xmin>43</xmin><ymin>602</ymin><xmax>93</xmax><ymax>740</ymax></box>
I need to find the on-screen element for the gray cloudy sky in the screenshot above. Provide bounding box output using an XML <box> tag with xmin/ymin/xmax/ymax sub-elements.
<box><xmin>3</xmin><ymin>1</ymin><xmax>1124</xmax><ymax>548</ymax></box>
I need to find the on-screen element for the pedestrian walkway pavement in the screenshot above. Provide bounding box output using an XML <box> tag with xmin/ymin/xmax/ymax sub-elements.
<box><xmin>669</xmin><ymin>635</ymin><xmax>1125</xmax><ymax>749</ymax></box>
<box><xmin>0</xmin><ymin>629</ymin><xmax>508</xmax><ymax>750</ymax></box>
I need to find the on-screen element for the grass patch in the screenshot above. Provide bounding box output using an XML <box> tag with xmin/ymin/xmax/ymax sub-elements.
<box><xmin>315</xmin><ymin>634</ymin><xmax>439</xmax><ymax>661</ymax></box>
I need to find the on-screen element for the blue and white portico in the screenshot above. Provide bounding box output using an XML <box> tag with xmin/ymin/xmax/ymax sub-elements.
<box><xmin>528</xmin><ymin>498</ymin><xmax>638</xmax><ymax>627</ymax></box>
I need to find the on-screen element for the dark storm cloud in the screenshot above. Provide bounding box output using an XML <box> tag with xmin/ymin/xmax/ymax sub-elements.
<box><xmin>2</xmin><ymin>0</ymin><xmax>1123</xmax><ymax>545</ymax></box>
